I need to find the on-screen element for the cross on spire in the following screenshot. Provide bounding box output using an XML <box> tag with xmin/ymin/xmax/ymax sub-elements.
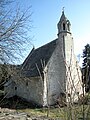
<box><xmin>62</xmin><ymin>7</ymin><xmax>65</xmax><ymax>14</ymax></box>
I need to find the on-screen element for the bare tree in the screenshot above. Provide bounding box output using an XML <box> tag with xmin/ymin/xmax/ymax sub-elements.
<box><xmin>0</xmin><ymin>0</ymin><xmax>32</xmax><ymax>63</ymax></box>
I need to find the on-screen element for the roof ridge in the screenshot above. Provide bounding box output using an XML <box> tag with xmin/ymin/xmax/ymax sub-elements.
<box><xmin>34</xmin><ymin>38</ymin><xmax>58</xmax><ymax>51</ymax></box>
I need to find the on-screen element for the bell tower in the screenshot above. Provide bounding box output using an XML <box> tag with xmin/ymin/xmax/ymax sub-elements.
<box><xmin>57</xmin><ymin>10</ymin><xmax>74</xmax><ymax>62</ymax></box>
<box><xmin>57</xmin><ymin>10</ymin><xmax>83</xmax><ymax>102</ymax></box>
<box><xmin>57</xmin><ymin>10</ymin><xmax>71</xmax><ymax>36</ymax></box>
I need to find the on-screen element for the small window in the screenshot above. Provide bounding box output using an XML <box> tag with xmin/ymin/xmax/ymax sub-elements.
<box><xmin>26</xmin><ymin>81</ymin><xmax>28</xmax><ymax>86</ymax></box>
<box><xmin>15</xmin><ymin>87</ymin><xmax>17</xmax><ymax>90</ymax></box>
<box><xmin>67</xmin><ymin>23</ymin><xmax>70</xmax><ymax>31</ymax></box>
<box><xmin>68</xmin><ymin>93</ymin><xmax>71</xmax><ymax>97</ymax></box>
<box><xmin>63</xmin><ymin>23</ymin><xmax>65</xmax><ymax>30</ymax></box>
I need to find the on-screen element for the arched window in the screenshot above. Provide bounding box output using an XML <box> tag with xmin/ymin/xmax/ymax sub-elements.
<box><xmin>67</xmin><ymin>23</ymin><xmax>70</xmax><ymax>31</ymax></box>
<box><xmin>63</xmin><ymin>23</ymin><xmax>65</xmax><ymax>30</ymax></box>
<box><xmin>67</xmin><ymin>20</ymin><xmax>70</xmax><ymax>31</ymax></box>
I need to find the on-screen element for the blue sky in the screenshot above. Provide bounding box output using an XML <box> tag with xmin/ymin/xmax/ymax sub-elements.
<box><xmin>15</xmin><ymin>0</ymin><xmax>90</xmax><ymax>65</ymax></box>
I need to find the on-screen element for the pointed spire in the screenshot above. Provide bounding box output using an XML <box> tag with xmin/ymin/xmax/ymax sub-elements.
<box><xmin>57</xmin><ymin>9</ymin><xmax>71</xmax><ymax>35</ymax></box>
<box><xmin>59</xmin><ymin>7</ymin><xmax>67</xmax><ymax>23</ymax></box>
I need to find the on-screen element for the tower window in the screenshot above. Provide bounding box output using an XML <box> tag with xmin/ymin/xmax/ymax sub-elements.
<box><xmin>67</xmin><ymin>20</ymin><xmax>70</xmax><ymax>31</ymax></box>
<box><xmin>67</xmin><ymin>23</ymin><xmax>70</xmax><ymax>31</ymax></box>
<box><xmin>63</xmin><ymin>23</ymin><xmax>65</xmax><ymax>30</ymax></box>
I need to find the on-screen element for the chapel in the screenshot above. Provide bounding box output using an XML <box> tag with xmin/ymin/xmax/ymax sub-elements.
<box><xmin>4</xmin><ymin>11</ymin><xmax>83</xmax><ymax>106</ymax></box>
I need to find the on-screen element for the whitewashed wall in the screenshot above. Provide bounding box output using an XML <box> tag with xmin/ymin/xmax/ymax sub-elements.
<box><xmin>16</xmin><ymin>77</ymin><xmax>44</xmax><ymax>106</ymax></box>
<box><xmin>47</xmin><ymin>40</ymin><xmax>66</xmax><ymax>106</ymax></box>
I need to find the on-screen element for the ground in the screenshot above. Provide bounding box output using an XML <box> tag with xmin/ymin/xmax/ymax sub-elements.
<box><xmin>0</xmin><ymin>94</ymin><xmax>90</xmax><ymax>120</ymax></box>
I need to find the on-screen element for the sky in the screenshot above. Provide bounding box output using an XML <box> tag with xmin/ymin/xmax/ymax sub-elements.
<box><xmin>15</xmin><ymin>0</ymin><xmax>90</xmax><ymax>65</ymax></box>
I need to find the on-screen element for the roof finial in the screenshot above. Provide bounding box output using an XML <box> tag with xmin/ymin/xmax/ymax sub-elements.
<box><xmin>62</xmin><ymin>7</ymin><xmax>65</xmax><ymax>14</ymax></box>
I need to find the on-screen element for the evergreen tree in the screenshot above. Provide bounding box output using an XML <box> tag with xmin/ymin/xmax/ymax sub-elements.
<box><xmin>82</xmin><ymin>44</ymin><xmax>90</xmax><ymax>92</ymax></box>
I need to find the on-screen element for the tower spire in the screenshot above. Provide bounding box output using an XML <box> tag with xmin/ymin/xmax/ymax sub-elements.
<box><xmin>57</xmin><ymin>9</ymin><xmax>71</xmax><ymax>35</ymax></box>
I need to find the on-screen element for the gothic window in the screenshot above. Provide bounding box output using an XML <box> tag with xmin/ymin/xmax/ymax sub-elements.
<box><xmin>63</xmin><ymin>23</ymin><xmax>65</xmax><ymax>30</ymax></box>
<box><xmin>67</xmin><ymin>20</ymin><xmax>70</xmax><ymax>31</ymax></box>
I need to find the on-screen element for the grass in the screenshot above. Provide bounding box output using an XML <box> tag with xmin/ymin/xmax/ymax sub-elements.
<box><xmin>16</xmin><ymin>104</ymin><xmax>90</xmax><ymax>120</ymax></box>
<box><xmin>17</xmin><ymin>107</ymin><xmax>65</xmax><ymax>119</ymax></box>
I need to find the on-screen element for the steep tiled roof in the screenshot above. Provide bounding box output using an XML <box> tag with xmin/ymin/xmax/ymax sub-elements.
<box><xmin>21</xmin><ymin>39</ymin><xmax>58</xmax><ymax>77</ymax></box>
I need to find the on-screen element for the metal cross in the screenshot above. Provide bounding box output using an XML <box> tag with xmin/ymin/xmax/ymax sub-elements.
<box><xmin>62</xmin><ymin>7</ymin><xmax>65</xmax><ymax>13</ymax></box>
